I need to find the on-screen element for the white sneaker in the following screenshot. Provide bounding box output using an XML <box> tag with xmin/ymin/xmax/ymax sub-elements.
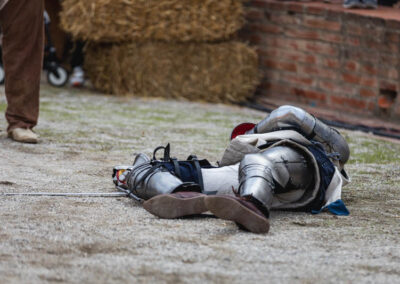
<box><xmin>8</xmin><ymin>128</ymin><xmax>39</xmax><ymax>143</ymax></box>
<box><xmin>69</xmin><ymin>66</ymin><xmax>85</xmax><ymax>87</ymax></box>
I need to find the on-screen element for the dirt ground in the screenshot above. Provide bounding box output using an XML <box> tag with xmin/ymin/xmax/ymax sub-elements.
<box><xmin>1</xmin><ymin>84</ymin><xmax>399</xmax><ymax>283</ymax></box>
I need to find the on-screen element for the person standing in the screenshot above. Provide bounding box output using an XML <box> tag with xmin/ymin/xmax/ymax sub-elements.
<box><xmin>0</xmin><ymin>0</ymin><xmax>44</xmax><ymax>143</ymax></box>
<box><xmin>69</xmin><ymin>40</ymin><xmax>85</xmax><ymax>87</ymax></box>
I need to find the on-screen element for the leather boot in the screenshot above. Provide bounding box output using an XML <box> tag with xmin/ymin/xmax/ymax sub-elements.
<box><xmin>205</xmin><ymin>195</ymin><xmax>270</xmax><ymax>234</ymax></box>
<box><xmin>143</xmin><ymin>191</ymin><xmax>207</xmax><ymax>219</ymax></box>
<box><xmin>8</xmin><ymin>128</ymin><xmax>38</xmax><ymax>143</ymax></box>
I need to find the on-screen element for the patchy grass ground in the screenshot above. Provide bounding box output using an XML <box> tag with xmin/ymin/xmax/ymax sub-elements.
<box><xmin>0</xmin><ymin>84</ymin><xmax>399</xmax><ymax>283</ymax></box>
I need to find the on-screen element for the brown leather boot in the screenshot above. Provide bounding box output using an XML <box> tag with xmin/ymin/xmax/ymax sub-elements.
<box><xmin>143</xmin><ymin>192</ymin><xmax>207</xmax><ymax>219</ymax></box>
<box><xmin>204</xmin><ymin>195</ymin><xmax>270</xmax><ymax>234</ymax></box>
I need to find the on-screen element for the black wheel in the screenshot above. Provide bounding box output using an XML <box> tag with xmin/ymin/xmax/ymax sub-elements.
<box><xmin>47</xmin><ymin>66</ymin><xmax>68</xmax><ymax>87</ymax></box>
<box><xmin>0</xmin><ymin>64</ymin><xmax>5</xmax><ymax>85</ymax></box>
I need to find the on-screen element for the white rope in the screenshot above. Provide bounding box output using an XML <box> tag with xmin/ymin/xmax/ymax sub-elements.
<box><xmin>1</xmin><ymin>192</ymin><xmax>128</xmax><ymax>197</ymax></box>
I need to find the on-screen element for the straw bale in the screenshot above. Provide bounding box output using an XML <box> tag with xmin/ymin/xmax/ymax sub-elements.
<box><xmin>85</xmin><ymin>41</ymin><xmax>259</xmax><ymax>103</ymax></box>
<box><xmin>60</xmin><ymin>0</ymin><xmax>245</xmax><ymax>43</ymax></box>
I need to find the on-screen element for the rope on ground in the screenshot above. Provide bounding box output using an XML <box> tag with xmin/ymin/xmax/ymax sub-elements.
<box><xmin>0</xmin><ymin>192</ymin><xmax>128</xmax><ymax>197</ymax></box>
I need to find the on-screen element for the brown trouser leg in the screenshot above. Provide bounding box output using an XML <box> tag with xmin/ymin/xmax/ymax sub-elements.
<box><xmin>0</xmin><ymin>0</ymin><xmax>44</xmax><ymax>132</ymax></box>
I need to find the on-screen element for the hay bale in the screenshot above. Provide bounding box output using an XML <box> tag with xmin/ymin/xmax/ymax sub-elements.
<box><xmin>85</xmin><ymin>41</ymin><xmax>259</xmax><ymax>103</ymax></box>
<box><xmin>60</xmin><ymin>0</ymin><xmax>245</xmax><ymax>43</ymax></box>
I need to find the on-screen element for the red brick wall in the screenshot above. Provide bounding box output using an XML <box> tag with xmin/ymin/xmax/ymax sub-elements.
<box><xmin>241</xmin><ymin>0</ymin><xmax>400</xmax><ymax>119</ymax></box>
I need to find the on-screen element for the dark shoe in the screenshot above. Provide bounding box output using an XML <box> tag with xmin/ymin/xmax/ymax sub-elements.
<box><xmin>205</xmin><ymin>195</ymin><xmax>270</xmax><ymax>234</ymax></box>
<box><xmin>362</xmin><ymin>0</ymin><xmax>377</xmax><ymax>8</ymax></box>
<box><xmin>143</xmin><ymin>192</ymin><xmax>207</xmax><ymax>219</ymax></box>
<box><xmin>343</xmin><ymin>0</ymin><xmax>363</xmax><ymax>8</ymax></box>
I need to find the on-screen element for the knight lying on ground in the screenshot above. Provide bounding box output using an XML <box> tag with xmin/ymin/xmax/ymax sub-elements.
<box><xmin>113</xmin><ymin>105</ymin><xmax>350</xmax><ymax>234</ymax></box>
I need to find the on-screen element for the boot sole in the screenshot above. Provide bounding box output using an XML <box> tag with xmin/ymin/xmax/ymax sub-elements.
<box><xmin>10</xmin><ymin>137</ymin><xmax>38</xmax><ymax>143</ymax></box>
<box><xmin>143</xmin><ymin>194</ymin><xmax>207</xmax><ymax>219</ymax></box>
<box><xmin>205</xmin><ymin>196</ymin><xmax>270</xmax><ymax>234</ymax></box>
<box><xmin>8</xmin><ymin>132</ymin><xmax>38</xmax><ymax>144</ymax></box>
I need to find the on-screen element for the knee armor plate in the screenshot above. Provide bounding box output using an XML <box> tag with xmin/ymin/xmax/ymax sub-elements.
<box><xmin>239</xmin><ymin>146</ymin><xmax>314</xmax><ymax>210</ymax></box>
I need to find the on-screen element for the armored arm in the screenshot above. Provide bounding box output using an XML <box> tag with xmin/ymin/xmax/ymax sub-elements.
<box><xmin>246</xmin><ymin>105</ymin><xmax>350</xmax><ymax>167</ymax></box>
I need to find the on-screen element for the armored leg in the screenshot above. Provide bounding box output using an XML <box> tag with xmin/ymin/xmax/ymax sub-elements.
<box><xmin>239</xmin><ymin>146</ymin><xmax>313</xmax><ymax>213</ymax></box>
<box><xmin>205</xmin><ymin>145</ymin><xmax>313</xmax><ymax>233</ymax></box>
<box><xmin>123</xmin><ymin>153</ymin><xmax>207</xmax><ymax>218</ymax></box>
<box><xmin>125</xmin><ymin>153</ymin><xmax>184</xmax><ymax>200</ymax></box>
<box><xmin>246</xmin><ymin>105</ymin><xmax>350</xmax><ymax>167</ymax></box>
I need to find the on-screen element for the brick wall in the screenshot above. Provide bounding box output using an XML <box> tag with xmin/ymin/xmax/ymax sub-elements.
<box><xmin>241</xmin><ymin>1</ymin><xmax>400</xmax><ymax>119</ymax></box>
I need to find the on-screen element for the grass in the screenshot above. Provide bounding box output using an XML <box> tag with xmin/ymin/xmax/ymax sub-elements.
<box><xmin>0</xmin><ymin>101</ymin><xmax>6</xmax><ymax>113</ymax></box>
<box><xmin>347</xmin><ymin>135</ymin><xmax>400</xmax><ymax>164</ymax></box>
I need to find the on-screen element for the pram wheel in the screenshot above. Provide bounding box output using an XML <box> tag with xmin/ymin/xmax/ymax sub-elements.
<box><xmin>47</xmin><ymin>66</ymin><xmax>68</xmax><ymax>87</ymax></box>
<box><xmin>0</xmin><ymin>64</ymin><xmax>4</xmax><ymax>85</ymax></box>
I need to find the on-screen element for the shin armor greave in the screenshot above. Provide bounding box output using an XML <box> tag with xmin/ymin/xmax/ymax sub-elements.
<box><xmin>246</xmin><ymin>105</ymin><xmax>350</xmax><ymax>167</ymax></box>
<box><xmin>239</xmin><ymin>146</ymin><xmax>313</xmax><ymax>213</ymax></box>
<box><xmin>125</xmin><ymin>154</ymin><xmax>184</xmax><ymax>200</ymax></box>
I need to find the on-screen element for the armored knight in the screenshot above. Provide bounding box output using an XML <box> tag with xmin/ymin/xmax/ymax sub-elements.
<box><xmin>113</xmin><ymin>105</ymin><xmax>350</xmax><ymax>234</ymax></box>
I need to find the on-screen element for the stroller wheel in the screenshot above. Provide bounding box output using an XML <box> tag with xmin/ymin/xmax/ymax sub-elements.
<box><xmin>0</xmin><ymin>64</ymin><xmax>5</xmax><ymax>85</ymax></box>
<box><xmin>47</xmin><ymin>66</ymin><xmax>68</xmax><ymax>87</ymax></box>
